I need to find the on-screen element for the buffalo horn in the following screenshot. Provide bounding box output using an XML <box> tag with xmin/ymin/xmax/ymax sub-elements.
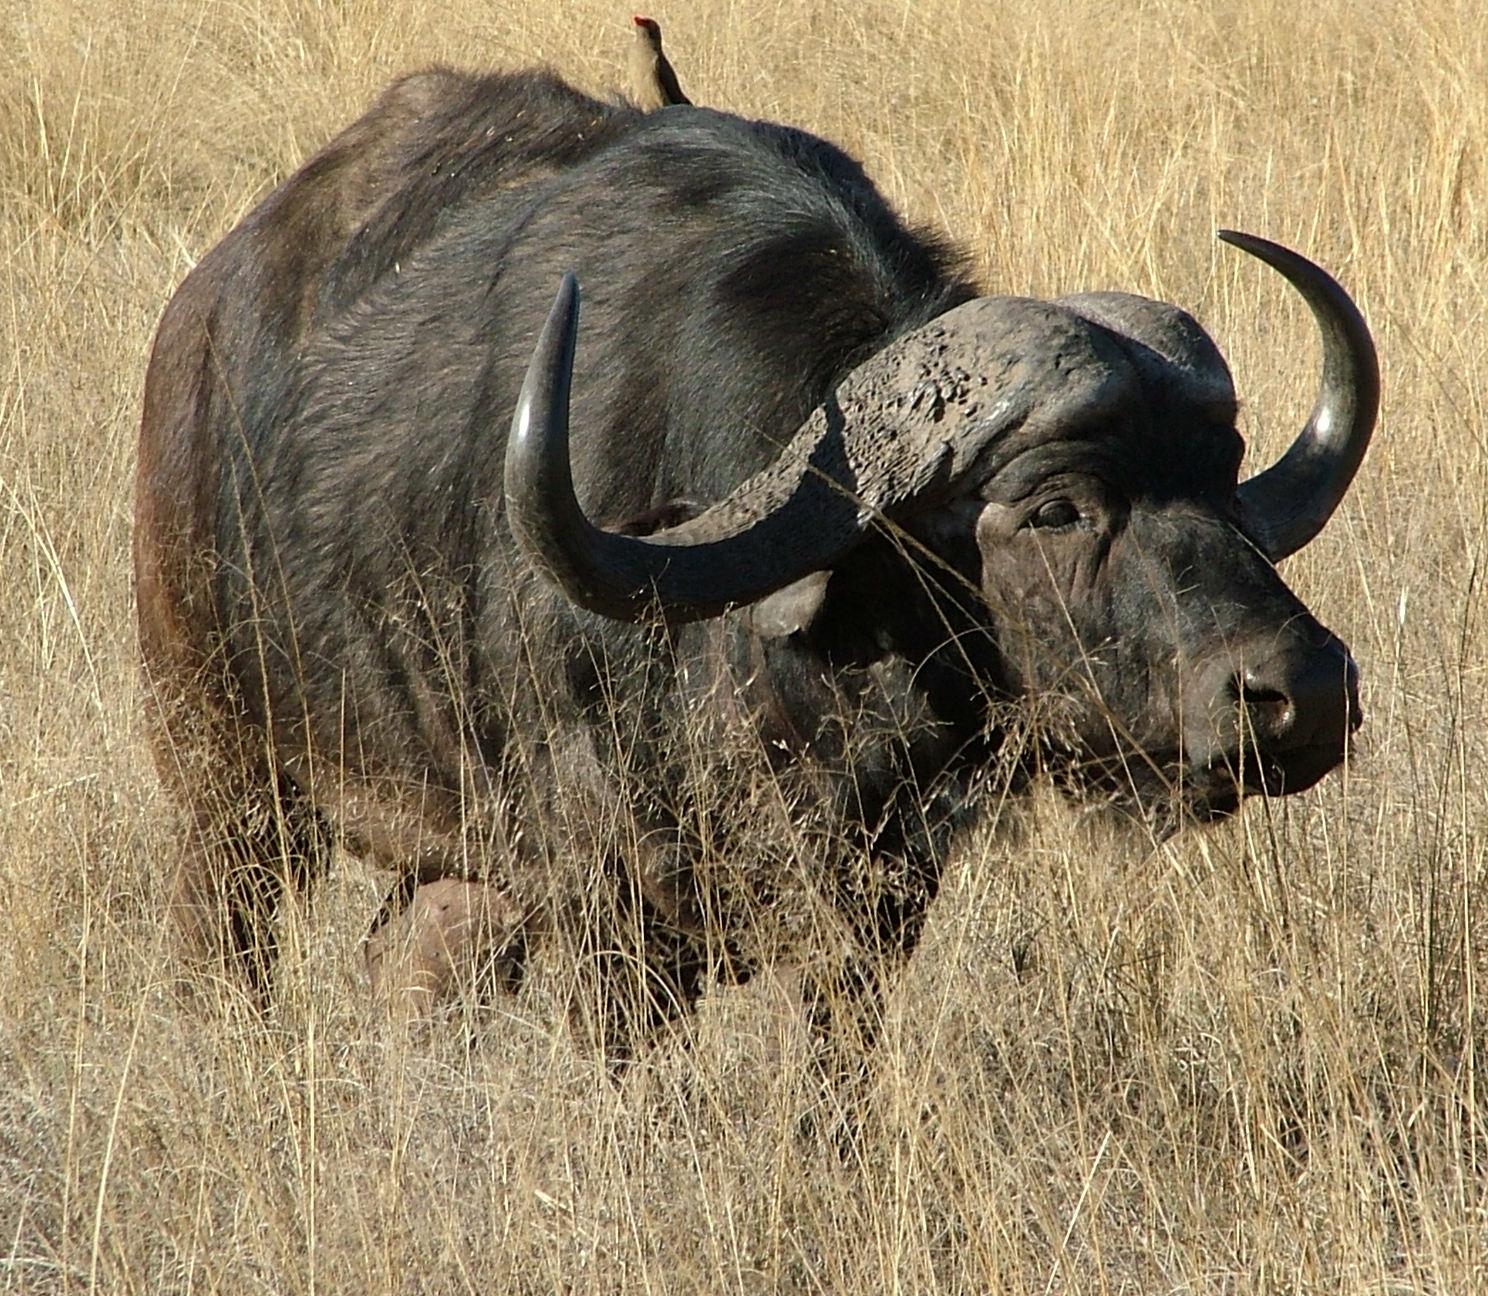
<box><xmin>1224</xmin><ymin>230</ymin><xmax>1379</xmax><ymax>561</ymax></box>
<box><xmin>505</xmin><ymin>274</ymin><xmax>891</xmax><ymax>623</ymax></box>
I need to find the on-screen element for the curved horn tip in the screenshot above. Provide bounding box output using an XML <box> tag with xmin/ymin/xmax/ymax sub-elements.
<box><xmin>508</xmin><ymin>280</ymin><xmax>568</xmax><ymax>475</ymax></box>
<box><xmin>529</xmin><ymin>273</ymin><xmax>580</xmax><ymax>365</ymax></box>
<box><xmin>1219</xmin><ymin>229</ymin><xmax>1380</xmax><ymax>562</ymax></box>
<box><xmin>545</xmin><ymin>272</ymin><xmax>580</xmax><ymax>383</ymax></box>
<box><xmin>1217</xmin><ymin>227</ymin><xmax>1262</xmax><ymax>251</ymax></box>
<box><xmin>516</xmin><ymin>273</ymin><xmax>581</xmax><ymax>429</ymax></box>
<box><xmin>1216</xmin><ymin>228</ymin><xmax>1312</xmax><ymax>276</ymax></box>
<box><xmin>505</xmin><ymin>272</ymin><xmax>590</xmax><ymax>595</ymax></box>
<box><xmin>550</xmin><ymin>271</ymin><xmax>580</xmax><ymax>335</ymax></box>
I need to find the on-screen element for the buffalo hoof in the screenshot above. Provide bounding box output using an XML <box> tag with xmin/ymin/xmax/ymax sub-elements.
<box><xmin>365</xmin><ymin>879</ymin><xmax>524</xmax><ymax>1022</ymax></box>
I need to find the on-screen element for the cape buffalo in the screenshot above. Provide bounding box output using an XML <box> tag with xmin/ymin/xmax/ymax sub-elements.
<box><xmin>135</xmin><ymin>67</ymin><xmax>1377</xmax><ymax>1065</ymax></box>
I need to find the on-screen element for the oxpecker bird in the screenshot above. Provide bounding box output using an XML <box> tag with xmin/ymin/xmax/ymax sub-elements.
<box><xmin>630</xmin><ymin>15</ymin><xmax>689</xmax><ymax>110</ymax></box>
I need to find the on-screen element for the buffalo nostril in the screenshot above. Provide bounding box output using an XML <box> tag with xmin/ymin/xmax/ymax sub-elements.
<box><xmin>1235</xmin><ymin>671</ymin><xmax>1296</xmax><ymax>743</ymax></box>
<box><xmin>1187</xmin><ymin>641</ymin><xmax>1358</xmax><ymax>795</ymax></box>
<box><xmin>1231</xmin><ymin>646</ymin><xmax>1357</xmax><ymax>754</ymax></box>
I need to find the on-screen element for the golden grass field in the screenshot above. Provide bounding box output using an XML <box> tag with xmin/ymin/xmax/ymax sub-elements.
<box><xmin>2</xmin><ymin>0</ymin><xmax>1486</xmax><ymax>1289</ymax></box>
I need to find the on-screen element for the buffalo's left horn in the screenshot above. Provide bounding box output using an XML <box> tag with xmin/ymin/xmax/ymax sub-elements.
<box><xmin>1224</xmin><ymin>230</ymin><xmax>1379</xmax><ymax>561</ymax></box>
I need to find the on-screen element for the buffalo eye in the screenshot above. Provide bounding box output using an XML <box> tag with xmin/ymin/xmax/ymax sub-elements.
<box><xmin>1027</xmin><ymin>499</ymin><xmax>1083</xmax><ymax>531</ymax></box>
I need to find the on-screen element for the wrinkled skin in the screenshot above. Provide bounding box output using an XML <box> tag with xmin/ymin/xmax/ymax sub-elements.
<box><xmin>135</xmin><ymin>67</ymin><xmax>1368</xmax><ymax>1083</ymax></box>
<box><xmin>956</xmin><ymin>302</ymin><xmax>1358</xmax><ymax>830</ymax></box>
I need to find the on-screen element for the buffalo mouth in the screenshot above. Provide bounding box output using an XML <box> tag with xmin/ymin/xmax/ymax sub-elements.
<box><xmin>1055</xmin><ymin>736</ymin><xmax>1352</xmax><ymax>834</ymax></box>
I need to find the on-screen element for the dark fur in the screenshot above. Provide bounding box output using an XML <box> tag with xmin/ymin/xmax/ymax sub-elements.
<box><xmin>137</xmin><ymin>69</ymin><xmax>1355</xmax><ymax>1069</ymax></box>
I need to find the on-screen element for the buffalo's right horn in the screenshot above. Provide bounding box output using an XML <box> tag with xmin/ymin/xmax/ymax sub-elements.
<box><xmin>1225</xmin><ymin>231</ymin><xmax>1379</xmax><ymax>562</ymax></box>
<box><xmin>504</xmin><ymin>274</ymin><xmax>873</xmax><ymax>623</ymax></box>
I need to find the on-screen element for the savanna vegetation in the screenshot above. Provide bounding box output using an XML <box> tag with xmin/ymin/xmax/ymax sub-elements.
<box><xmin>2</xmin><ymin>0</ymin><xmax>1485</xmax><ymax>1289</ymax></box>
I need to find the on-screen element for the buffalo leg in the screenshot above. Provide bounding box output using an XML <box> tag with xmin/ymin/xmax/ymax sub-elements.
<box><xmin>798</xmin><ymin>960</ymin><xmax>887</xmax><ymax>1152</ymax></box>
<box><xmin>565</xmin><ymin>876</ymin><xmax>710</xmax><ymax>1070</ymax></box>
<box><xmin>170</xmin><ymin>768</ymin><xmax>332</xmax><ymax>1005</ymax></box>
<box><xmin>798</xmin><ymin>873</ymin><xmax>934</xmax><ymax>1151</ymax></box>
<box><xmin>364</xmin><ymin>878</ymin><xmax>528</xmax><ymax>1021</ymax></box>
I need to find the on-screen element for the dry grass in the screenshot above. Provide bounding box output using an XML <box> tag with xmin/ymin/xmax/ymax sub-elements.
<box><xmin>3</xmin><ymin>0</ymin><xmax>1487</xmax><ymax>1290</ymax></box>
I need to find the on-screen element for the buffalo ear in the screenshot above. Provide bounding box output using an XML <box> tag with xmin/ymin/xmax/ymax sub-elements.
<box><xmin>747</xmin><ymin>570</ymin><xmax>832</xmax><ymax>639</ymax></box>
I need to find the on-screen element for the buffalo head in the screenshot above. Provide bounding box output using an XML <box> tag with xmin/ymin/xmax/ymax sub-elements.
<box><xmin>507</xmin><ymin>231</ymin><xmax>1376</xmax><ymax>830</ymax></box>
